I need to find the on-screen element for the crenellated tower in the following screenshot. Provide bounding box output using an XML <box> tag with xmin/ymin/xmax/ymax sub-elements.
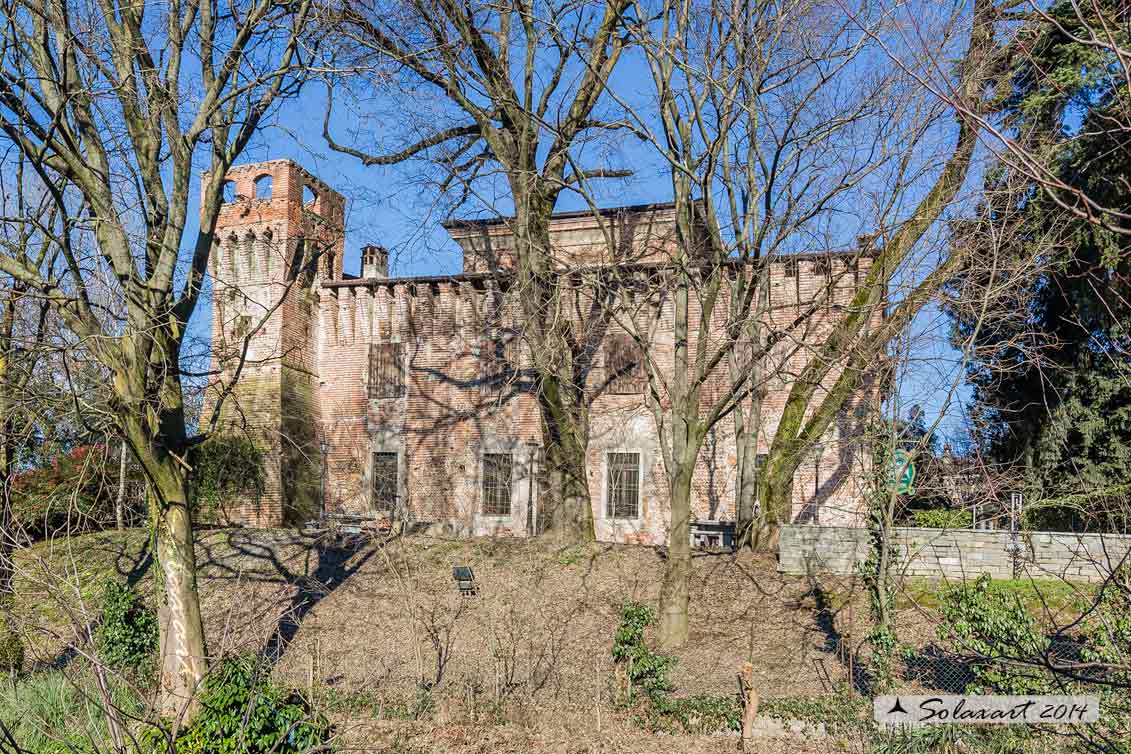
<box><xmin>202</xmin><ymin>159</ymin><xmax>344</xmax><ymax>526</ymax></box>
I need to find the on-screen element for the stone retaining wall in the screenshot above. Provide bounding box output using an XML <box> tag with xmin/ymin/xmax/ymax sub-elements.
<box><xmin>779</xmin><ymin>525</ymin><xmax>1131</xmax><ymax>582</ymax></box>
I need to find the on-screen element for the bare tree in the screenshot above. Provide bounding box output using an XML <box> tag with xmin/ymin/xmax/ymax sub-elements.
<box><xmin>592</xmin><ymin>0</ymin><xmax>1005</xmax><ymax>646</ymax></box>
<box><xmin>0</xmin><ymin>0</ymin><xmax>313</xmax><ymax>721</ymax></box>
<box><xmin>321</xmin><ymin>0</ymin><xmax>634</xmax><ymax>541</ymax></box>
<box><xmin>0</xmin><ymin>158</ymin><xmax>56</xmax><ymax>601</ymax></box>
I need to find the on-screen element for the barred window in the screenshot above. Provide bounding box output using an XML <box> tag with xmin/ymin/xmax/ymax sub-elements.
<box><xmin>481</xmin><ymin>453</ymin><xmax>513</xmax><ymax>516</ymax></box>
<box><xmin>606</xmin><ymin>452</ymin><xmax>640</xmax><ymax>519</ymax></box>
<box><xmin>372</xmin><ymin>452</ymin><xmax>398</xmax><ymax>512</ymax></box>
<box><xmin>369</xmin><ymin>342</ymin><xmax>404</xmax><ymax>398</ymax></box>
<box><xmin>605</xmin><ymin>334</ymin><xmax>644</xmax><ymax>394</ymax></box>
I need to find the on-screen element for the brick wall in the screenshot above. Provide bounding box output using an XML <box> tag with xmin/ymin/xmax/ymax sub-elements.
<box><xmin>201</xmin><ymin>160</ymin><xmax>342</xmax><ymax>526</ymax></box>
<box><xmin>205</xmin><ymin>160</ymin><xmax>884</xmax><ymax>543</ymax></box>
<box><xmin>779</xmin><ymin>524</ymin><xmax>1131</xmax><ymax>582</ymax></box>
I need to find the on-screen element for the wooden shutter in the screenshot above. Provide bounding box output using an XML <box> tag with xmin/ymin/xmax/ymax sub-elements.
<box><xmin>479</xmin><ymin>333</ymin><xmax>515</xmax><ymax>393</ymax></box>
<box><xmin>369</xmin><ymin>342</ymin><xmax>404</xmax><ymax>398</ymax></box>
<box><xmin>605</xmin><ymin>334</ymin><xmax>644</xmax><ymax>394</ymax></box>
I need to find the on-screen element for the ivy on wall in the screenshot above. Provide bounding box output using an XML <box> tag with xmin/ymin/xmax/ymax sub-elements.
<box><xmin>188</xmin><ymin>435</ymin><xmax>266</xmax><ymax>522</ymax></box>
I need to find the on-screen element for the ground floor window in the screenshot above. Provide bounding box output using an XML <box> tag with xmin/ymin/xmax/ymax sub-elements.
<box><xmin>372</xmin><ymin>452</ymin><xmax>399</xmax><ymax>512</ymax></box>
<box><xmin>481</xmin><ymin>452</ymin><xmax>513</xmax><ymax>516</ymax></box>
<box><xmin>606</xmin><ymin>452</ymin><xmax>641</xmax><ymax>519</ymax></box>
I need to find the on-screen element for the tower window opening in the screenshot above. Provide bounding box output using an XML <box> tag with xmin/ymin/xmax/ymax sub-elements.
<box><xmin>222</xmin><ymin>180</ymin><xmax>237</xmax><ymax>203</ymax></box>
<box><xmin>244</xmin><ymin>233</ymin><xmax>256</xmax><ymax>276</ymax></box>
<box><xmin>303</xmin><ymin>184</ymin><xmax>318</xmax><ymax>207</ymax></box>
<box><xmin>254</xmin><ymin>174</ymin><xmax>273</xmax><ymax>199</ymax></box>
<box><xmin>262</xmin><ymin>230</ymin><xmax>272</xmax><ymax>275</ymax></box>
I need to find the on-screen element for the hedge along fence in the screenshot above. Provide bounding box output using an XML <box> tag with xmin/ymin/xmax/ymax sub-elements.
<box><xmin>1021</xmin><ymin>485</ymin><xmax>1131</xmax><ymax>534</ymax></box>
<box><xmin>778</xmin><ymin>525</ymin><xmax>1131</xmax><ymax>582</ymax></box>
<box><xmin>8</xmin><ymin>435</ymin><xmax>265</xmax><ymax>540</ymax></box>
<box><xmin>9</xmin><ymin>444</ymin><xmax>145</xmax><ymax>539</ymax></box>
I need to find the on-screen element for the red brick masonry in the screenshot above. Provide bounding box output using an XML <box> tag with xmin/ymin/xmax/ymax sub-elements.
<box><xmin>203</xmin><ymin>161</ymin><xmax>881</xmax><ymax>543</ymax></box>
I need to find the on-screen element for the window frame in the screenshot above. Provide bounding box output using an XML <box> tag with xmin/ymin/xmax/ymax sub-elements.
<box><xmin>480</xmin><ymin>452</ymin><xmax>514</xmax><ymax>517</ymax></box>
<box><xmin>604</xmin><ymin>451</ymin><xmax>642</xmax><ymax>520</ymax></box>
<box><xmin>478</xmin><ymin>331</ymin><xmax>516</xmax><ymax>394</ymax></box>
<box><xmin>371</xmin><ymin>451</ymin><xmax>399</xmax><ymax>514</ymax></box>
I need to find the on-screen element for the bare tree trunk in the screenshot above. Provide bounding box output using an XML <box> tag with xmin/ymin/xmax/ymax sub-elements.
<box><xmin>539</xmin><ymin>402</ymin><xmax>593</xmax><ymax>541</ymax></box>
<box><xmin>659</xmin><ymin>459</ymin><xmax>695</xmax><ymax>648</ymax></box>
<box><xmin>756</xmin><ymin>0</ymin><xmax>998</xmax><ymax>542</ymax></box>
<box><xmin>515</xmin><ymin>194</ymin><xmax>595</xmax><ymax>541</ymax></box>
<box><xmin>734</xmin><ymin>415</ymin><xmax>759</xmax><ymax>549</ymax></box>
<box><xmin>116</xmin><ymin>440</ymin><xmax>126</xmax><ymax>531</ymax></box>
<box><xmin>734</xmin><ymin>315</ymin><xmax>764</xmax><ymax>550</ymax></box>
<box><xmin>658</xmin><ymin>270</ymin><xmax>697</xmax><ymax>647</ymax></box>
<box><xmin>0</xmin><ymin>294</ymin><xmax>17</xmax><ymax>600</ymax></box>
<box><xmin>120</xmin><ymin>370</ymin><xmax>208</xmax><ymax>722</ymax></box>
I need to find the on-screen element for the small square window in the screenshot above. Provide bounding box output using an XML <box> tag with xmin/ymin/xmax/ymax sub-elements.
<box><xmin>481</xmin><ymin>453</ymin><xmax>513</xmax><ymax>516</ymax></box>
<box><xmin>606</xmin><ymin>452</ymin><xmax>641</xmax><ymax>519</ymax></box>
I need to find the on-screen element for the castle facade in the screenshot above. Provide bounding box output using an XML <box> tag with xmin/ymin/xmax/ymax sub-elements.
<box><xmin>203</xmin><ymin>160</ymin><xmax>880</xmax><ymax>543</ymax></box>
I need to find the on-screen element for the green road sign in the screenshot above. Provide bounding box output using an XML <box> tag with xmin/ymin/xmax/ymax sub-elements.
<box><xmin>891</xmin><ymin>448</ymin><xmax>916</xmax><ymax>494</ymax></box>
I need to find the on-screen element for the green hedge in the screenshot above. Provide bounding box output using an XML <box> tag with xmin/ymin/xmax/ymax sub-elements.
<box><xmin>10</xmin><ymin>445</ymin><xmax>118</xmax><ymax>539</ymax></box>
<box><xmin>910</xmin><ymin>508</ymin><xmax>973</xmax><ymax>529</ymax></box>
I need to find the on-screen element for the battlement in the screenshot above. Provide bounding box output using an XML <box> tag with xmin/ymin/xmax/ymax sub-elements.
<box><xmin>208</xmin><ymin>160</ymin><xmax>346</xmax><ymax>283</ymax></box>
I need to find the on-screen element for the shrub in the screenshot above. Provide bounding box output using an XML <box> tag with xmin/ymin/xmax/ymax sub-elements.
<box><xmin>909</xmin><ymin>508</ymin><xmax>973</xmax><ymax>529</ymax></box>
<box><xmin>0</xmin><ymin>611</ymin><xmax>24</xmax><ymax>674</ymax></box>
<box><xmin>188</xmin><ymin>435</ymin><xmax>265</xmax><ymax>522</ymax></box>
<box><xmin>654</xmin><ymin>694</ymin><xmax>741</xmax><ymax>734</ymax></box>
<box><xmin>762</xmin><ymin>690</ymin><xmax>867</xmax><ymax>734</ymax></box>
<box><xmin>94</xmin><ymin>580</ymin><xmax>158</xmax><ymax>676</ymax></box>
<box><xmin>611</xmin><ymin>602</ymin><xmax>675</xmax><ymax>701</ymax></box>
<box><xmin>936</xmin><ymin>575</ymin><xmax>1052</xmax><ymax>695</ymax></box>
<box><xmin>148</xmin><ymin>655</ymin><xmax>331</xmax><ymax>754</ymax></box>
<box><xmin>10</xmin><ymin>445</ymin><xmax>118</xmax><ymax>539</ymax></box>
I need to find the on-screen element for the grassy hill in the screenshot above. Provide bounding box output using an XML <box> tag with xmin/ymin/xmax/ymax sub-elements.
<box><xmin>5</xmin><ymin>527</ymin><xmax>1089</xmax><ymax>752</ymax></box>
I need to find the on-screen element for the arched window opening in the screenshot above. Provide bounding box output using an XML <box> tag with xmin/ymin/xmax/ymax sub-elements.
<box><xmin>222</xmin><ymin>180</ymin><xmax>237</xmax><ymax>203</ymax></box>
<box><xmin>254</xmin><ymin>174</ymin><xmax>273</xmax><ymax>199</ymax></box>
<box><xmin>302</xmin><ymin>184</ymin><xmax>318</xmax><ymax>207</ymax></box>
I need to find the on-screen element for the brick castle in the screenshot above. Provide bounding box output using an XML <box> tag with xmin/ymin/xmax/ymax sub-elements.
<box><xmin>203</xmin><ymin>160</ymin><xmax>879</xmax><ymax>543</ymax></box>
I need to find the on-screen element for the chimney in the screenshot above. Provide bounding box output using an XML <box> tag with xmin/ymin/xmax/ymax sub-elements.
<box><xmin>362</xmin><ymin>245</ymin><xmax>389</xmax><ymax>278</ymax></box>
